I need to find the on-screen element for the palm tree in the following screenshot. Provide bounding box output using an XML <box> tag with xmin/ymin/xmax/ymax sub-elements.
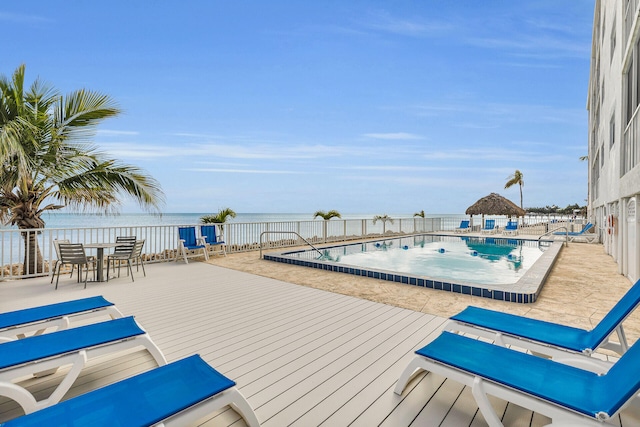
<box><xmin>313</xmin><ymin>210</ymin><xmax>341</xmax><ymax>220</ymax></box>
<box><xmin>201</xmin><ymin>207</ymin><xmax>237</xmax><ymax>225</ymax></box>
<box><xmin>414</xmin><ymin>210</ymin><xmax>425</xmax><ymax>218</ymax></box>
<box><xmin>504</xmin><ymin>170</ymin><xmax>524</xmax><ymax>211</ymax></box>
<box><xmin>0</xmin><ymin>65</ymin><xmax>164</xmax><ymax>274</ymax></box>
<box><xmin>373</xmin><ymin>214</ymin><xmax>394</xmax><ymax>234</ymax></box>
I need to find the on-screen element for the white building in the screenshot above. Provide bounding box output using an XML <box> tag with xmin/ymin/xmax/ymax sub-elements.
<box><xmin>588</xmin><ymin>0</ymin><xmax>640</xmax><ymax>282</ymax></box>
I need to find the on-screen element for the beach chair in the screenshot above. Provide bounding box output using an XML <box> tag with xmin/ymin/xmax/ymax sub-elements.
<box><xmin>177</xmin><ymin>226</ymin><xmax>209</xmax><ymax>264</ymax></box>
<box><xmin>395</xmin><ymin>331</ymin><xmax>640</xmax><ymax>426</ymax></box>
<box><xmin>444</xmin><ymin>279</ymin><xmax>640</xmax><ymax>370</ymax></box>
<box><xmin>1</xmin><ymin>354</ymin><xmax>260</xmax><ymax>427</ymax></box>
<box><xmin>0</xmin><ymin>296</ymin><xmax>123</xmax><ymax>343</ymax></box>
<box><xmin>480</xmin><ymin>219</ymin><xmax>496</xmax><ymax>234</ymax></box>
<box><xmin>0</xmin><ymin>316</ymin><xmax>167</xmax><ymax>415</ymax></box>
<box><xmin>553</xmin><ymin>222</ymin><xmax>596</xmax><ymax>242</ymax></box>
<box><xmin>454</xmin><ymin>220</ymin><xmax>470</xmax><ymax>233</ymax></box>
<box><xmin>199</xmin><ymin>224</ymin><xmax>227</xmax><ymax>256</ymax></box>
<box><xmin>502</xmin><ymin>220</ymin><xmax>518</xmax><ymax>236</ymax></box>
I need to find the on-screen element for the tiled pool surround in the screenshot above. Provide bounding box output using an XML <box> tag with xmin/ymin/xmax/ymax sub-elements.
<box><xmin>264</xmin><ymin>235</ymin><xmax>562</xmax><ymax>304</ymax></box>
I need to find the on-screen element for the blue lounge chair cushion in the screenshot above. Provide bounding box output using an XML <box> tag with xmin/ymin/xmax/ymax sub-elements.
<box><xmin>417</xmin><ymin>331</ymin><xmax>640</xmax><ymax>419</ymax></box>
<box><xmin>451</xmin><ymin>278</ymin><xmax>640</xmax><ymax>352</ymax></box>
<box><xmin>0</xmin><ymin>354</ymin><xmax>236</xmax><ymax>427</ymax></box>
<box><xmin>505</xmin><ymin>221</ymin><xmax>518</xmax><ymax>230</ymax></box>
<box><xmin>450</xmin><ymin>306</ymin><xmax>591</xmax><ymax>352</ymax></box>
<box><xmin>553</xmin><ymin>222</ymin><xmax>593</xmax><ymax>236</ymax></box>
<box><xmin>0</xmin><ymin>316</ymin><xmax>144</xmax><ymax>370</ymax></box>
<box><xmin>0</xmin><ymin>296</ymin><xmax>114</xmax><ymax>330</ymax></box>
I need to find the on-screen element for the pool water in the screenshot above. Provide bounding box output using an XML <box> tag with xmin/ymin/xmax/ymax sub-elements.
<box><xmin>294</xmin><ymin>235</ymin><xmax>544</xmax><ymax>286</ymax></box>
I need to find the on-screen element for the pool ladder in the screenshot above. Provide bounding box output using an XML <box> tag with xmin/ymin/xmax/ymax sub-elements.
<box><xmin>259</xmin><ymin>231</ymin><xmax>325</xmax><ymax>258</ymax></box>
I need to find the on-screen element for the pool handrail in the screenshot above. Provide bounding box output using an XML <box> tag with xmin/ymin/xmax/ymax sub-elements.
<box><xmin>538</xmin><ymin>226</ymin><xmax>569</xmax><ymax>245</ymax></box>
<box><xmin>260</xmin><ymin>231</ymin><xmax>325</xmax><ymax>258</ymax></box>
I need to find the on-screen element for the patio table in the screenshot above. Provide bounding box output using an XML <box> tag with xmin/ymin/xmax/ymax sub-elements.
<box><xmin>84</xmin><ymin>242</ymin><xmax>120</xmax><ymax>282</ymax></box>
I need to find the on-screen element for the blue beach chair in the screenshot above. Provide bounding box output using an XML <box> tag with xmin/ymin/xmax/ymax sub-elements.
<box><xmin>199</xmin><ymin>224</ymin><xmax>227</xmax><ymax>256</ymax></box>
<box><xmin>395</xmin><ymin>331</ymin><xmax>640</xmax><ymax>426</ymax></box>
<box><xmin>480</xmin><ymin>219</ymin><xmax>496</xmax><ymax>234</ymax></box>
<box><xmin>177</xmin><ymin>226</ymin><xmax>209</xmax><ymax>264</ymax></box>
<box><xmin>454</xmin><ymin>220</ymin><xmax>470</xmax><ymax>233</ymax></box>
<box><xmin>0</xmin><ymin>296</ymin><xmax>123</xmax><ymax>342</ymax></box>
<box><xmin>503</xmin><ymin>220</ymin><xmax>518</xmax><ymax>236</ymax></box>
<box><xmin>444</xmin><ymin>279</ymin><xmax>640</xmax><ymax>369</ymax></box>
<box><xmin>0</xmin><ymin>316</ymin><xmax>166</xmax><ymax>415</ymax></box>
<box><xmin>553</xmin><ymin>222</ymin><xmax>596</xmax><ymax>242</ymax></box>
<box><xmin>0</xmin><ymin>355</ymin><xmax>260</xmax><ymax>427</ymax></box>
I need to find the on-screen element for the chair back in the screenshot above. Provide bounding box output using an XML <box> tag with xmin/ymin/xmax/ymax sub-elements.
<box><xmin>53</xmin><ymin>239</ymin><xmax>71</xmax><ymax>259</ymax></box>
<box><xmin>58</xmin><ymin>243</ymin><xmax>89</xmax><ymax>264</ymax></box>
<box><xmin>589</xmin><ymin>279</ymin><xmax>640</xmax><ymax>348</ymax></box>
<box><xmin>113</xmin><ymin>236</ymin><xmax>136</xmax><ymax>256</ymax></box>
<box><xmin>506</xmin><ymin>221</ymin><xmax>518</xmax><ymax>230</ymax></box>
<box><xmin>178</xmin><ymin>227</ymin><xmax>198</xmax><ymax>246</ymax></box>
<box><xmin>459</xmin><ymin>220</ymin><xmax>469</xmax><ymax>229</ymax></box>
<box><xmin>131</xmin><ymin>239</ymin><xmax>145</xmax><ymax>258</ymax></box>
<box><xmin>580</xmin><ymin>223</ymin><xmax>593</xmax><ymax>234</ymax></box>
<box><xmin>484</xmin><ymin>219</ymin><xmax>495</xmax><ymax>229</ymax></box>
<box><xmin>200</xmin><ymin>225</ymin><xmax>218</xmax><ymax>244</ymax></box>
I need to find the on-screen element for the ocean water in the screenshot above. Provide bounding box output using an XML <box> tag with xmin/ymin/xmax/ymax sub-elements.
<box><xmin>27</xmin><ymin>212</ymin><xmax>460</xmax><ymax>229</ymax></box>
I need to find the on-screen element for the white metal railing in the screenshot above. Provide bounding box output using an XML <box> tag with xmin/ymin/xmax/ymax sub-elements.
<box><xmin>0</xmin><ymin>215</ymin><xmax>578</xmax><ymax>281</ymax></box>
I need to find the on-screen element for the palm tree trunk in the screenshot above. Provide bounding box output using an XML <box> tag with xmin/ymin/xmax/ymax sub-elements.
<box><xmin>21</xmin><ymin>229</ymin><xmax>44</xmax><ymax>275</ymax></box>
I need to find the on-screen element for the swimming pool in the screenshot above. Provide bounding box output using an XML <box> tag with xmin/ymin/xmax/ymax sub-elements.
<box><xmin>264</xmin><ymin>234</ymin><xmax>562</xmax><ymax>303</ymax></box>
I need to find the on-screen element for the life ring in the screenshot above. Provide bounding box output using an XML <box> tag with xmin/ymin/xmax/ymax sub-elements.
<box><xmin>607</xmin><ymin>227</ymin><xmax>612</xmax><ymax>235</ymax></box>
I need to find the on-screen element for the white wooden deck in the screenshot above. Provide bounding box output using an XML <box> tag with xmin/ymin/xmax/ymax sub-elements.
<box><xmin>1</xmin><ymin>261</ymin><xmax>639</xmax><ymax>426</ymax></box>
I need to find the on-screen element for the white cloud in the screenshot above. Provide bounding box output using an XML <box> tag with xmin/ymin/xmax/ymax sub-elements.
<box><xmin>97</xmin><ymin>129</ymin><xmax>140</xmax><ymax>136</ymax></box>
<box><xmin>186</xmin><ymin>168</ymin><xmax>301</xmax><ymax>174</ymax></box>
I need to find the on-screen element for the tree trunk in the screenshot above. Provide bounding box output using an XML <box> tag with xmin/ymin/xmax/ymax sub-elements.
<box><xmin>21</xmin><ymin>229</ymin><xmax>44</xmax><ymax>275</ymax></box>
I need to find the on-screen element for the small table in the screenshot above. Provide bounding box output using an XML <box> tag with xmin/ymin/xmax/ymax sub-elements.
<box><xmin>84</xmin><ymin>242</ymin><xmax>120</xmax><ymax>282</ymax></box>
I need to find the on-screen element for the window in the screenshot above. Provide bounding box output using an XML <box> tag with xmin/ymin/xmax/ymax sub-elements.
<box><xmin>627</xmin><ymin>59</ymin><xmax>634</xmax><ymax>124</ymax></box>
<box><xmin>601</xmin><ymin>143</ymin><xmax>605</xmax><ymax>167</ymax></box>
<box><xmin>610</xmin><ymin>112</ymin><xmax>616</xmax><ymax>149</ymax></box>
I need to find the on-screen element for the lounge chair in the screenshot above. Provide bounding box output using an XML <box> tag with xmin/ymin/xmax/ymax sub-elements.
<box><xmin>1</xmin><ymin>354</ymin><xmax>259</xmax><ymax>426</ymax></box>
<box><xmin>444</xmin><ymin>279</ymin><xmax>640</xmax><ymax>370</ymax></box>
<box><xmin>554</xmin><ymin>222</ymin><xmax>596</xmax><ymax>242</ymax></box>
<box><xmin>199</xmin><ymin>224</ymin><xmax>227</xmax><ymax>256</ymax></box>
<box><xmin>0</xmin><ymin>316</ymin><xmax>166</xmax><ymax>415</ymax></box>
<box><xmin>480</xmin><ymin>219</ymin><xmax>496</xmax><ymax>234</ymax></box>
<box><xmin>502</xmin><ymin>220</ymin><xmax>518</xmax><ymax>236</ymax></box>
<box><xmin>0</xmin><ymin>296</ymin><xmax>123</xmax><ymax>343</ymax></box>
<box><xmin>176</xmin><ymin>226</ymin><xmax>209</xmax><ymax>264</ymax></box>
<box><xmin>454</xmin><ymin>220</ymin><xmax>470</xmax><ymax>233</ymax></box>
<box><xmin>395</xmin><ymin>331</ymin><xmax>640</xmax><ymax>427</ymax></box>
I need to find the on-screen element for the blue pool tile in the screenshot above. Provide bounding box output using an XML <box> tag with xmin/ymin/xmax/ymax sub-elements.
<box><xmin>472</xmin><ymin>287</ymin><xmax>481</xmax><ymax>297</ymax></box>
<box><xmin>453</xmin><ymin>284</ymin><xmax>461</xmax><ymax>293</ymax></box>
<box><xmin>461</xmin><ymin>285</ymin><xmax>471</xmax><ymax>295</ymax></box>
<box><xmin>402</xmin><ymin>276</ymin><xmax>409</xmax><ymax>284</ymax></box>
<box><xmin>373</xmin><ymin>272</ymin><xmax>380</xmax><ymax>279</ymax></box>
<box><xmin>434</xmin><ymin>281</ymin><xmax>442</xmax><ymax>290</ymax></box>
<box><xmin>417</xmin><ymin>278</ymin><xmax>425</xmax><ymax>287</ymax></box>
<box><xmin>482</xmin><ymin>289</ymin><xmax>492</xmax><ymax>298</ymax></box>
<box><xmin>493</xmin><ymin>290</ymin><xmax>504</xmax><ymax>300</ymax></box>
<box><xmin>443</xmin><ymin>282</ymin><xmax>451</xmax><ymax>292</ymax></box>
<box><xmin>426</xmin><ymin>280</ymin><xmax>433</xmax><ymax>288</ymax></box>
<box><xmin>380</xmin><ymin>273</ymin><xmax>387</xmax><ymax>280</ymax></box>
<box><xmin>409</xmin><ymin>277</ymin><xmax>417</xmax><ymax>286</ymax></box>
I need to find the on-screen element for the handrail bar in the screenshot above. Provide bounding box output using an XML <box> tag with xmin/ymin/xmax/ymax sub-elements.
<box><xmin>538</xmin><ymin>226</ymin><xmax>569</xmax><ymax>245</ymax></box>
<box><xmin>260</xmin><ymin>231</ymin><xmax>325</xmax><ymax>258</ymax></box>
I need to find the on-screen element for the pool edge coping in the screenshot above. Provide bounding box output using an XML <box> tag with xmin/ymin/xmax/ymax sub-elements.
<box><xmin>263</xmin><ymin>234</ymin><xmax>563</xmax><ymax>304</ymax></box>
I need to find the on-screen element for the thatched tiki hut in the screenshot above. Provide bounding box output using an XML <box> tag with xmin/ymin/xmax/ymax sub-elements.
<box><xmin>465</xmin><ymin>192</ymin><xmax>526</xmax><ymax>229</ymax></box>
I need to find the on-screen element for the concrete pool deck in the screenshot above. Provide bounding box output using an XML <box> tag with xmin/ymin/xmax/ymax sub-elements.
<box><xmin>207</xmin><ymin>235</ymin><xmax>640</xmax><ymax>346</ymax></box>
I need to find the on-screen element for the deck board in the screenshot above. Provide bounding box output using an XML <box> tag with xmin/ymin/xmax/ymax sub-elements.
<box><xmin>0</xmin><ymin>261</ymin><xmax>635</xmax><ymax>426</ymax></box>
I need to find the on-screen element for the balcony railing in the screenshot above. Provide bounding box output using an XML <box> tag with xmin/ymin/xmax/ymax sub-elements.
<box><xmin>0</xmin><ymin>215</ymin><xmax>570</xmax><ymax>281</ymax></box>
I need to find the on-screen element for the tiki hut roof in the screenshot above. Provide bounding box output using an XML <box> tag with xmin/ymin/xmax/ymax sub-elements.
<box><xmin>465</xmin><ymin>193</ymin><xmax>526</xmax><ymax>217</ymax></box>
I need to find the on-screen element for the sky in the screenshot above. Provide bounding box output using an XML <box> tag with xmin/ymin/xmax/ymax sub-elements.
<box><xmin>1</xmin><ymin>1</ymin><xmax>595</xmax><ymax>215</ymax></box>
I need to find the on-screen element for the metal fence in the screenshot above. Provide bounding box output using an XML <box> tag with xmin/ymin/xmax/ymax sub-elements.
<box><xmin>0</xmin><ymin>215</ymin><xmax>581</xmax><ymax>281</ymax></box>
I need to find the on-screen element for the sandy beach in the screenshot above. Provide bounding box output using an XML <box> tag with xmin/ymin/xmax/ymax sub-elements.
<box><xmin>207</xmin><ymin>239</ymin><xmax>640</xmax><ymax>345</ymax></box>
